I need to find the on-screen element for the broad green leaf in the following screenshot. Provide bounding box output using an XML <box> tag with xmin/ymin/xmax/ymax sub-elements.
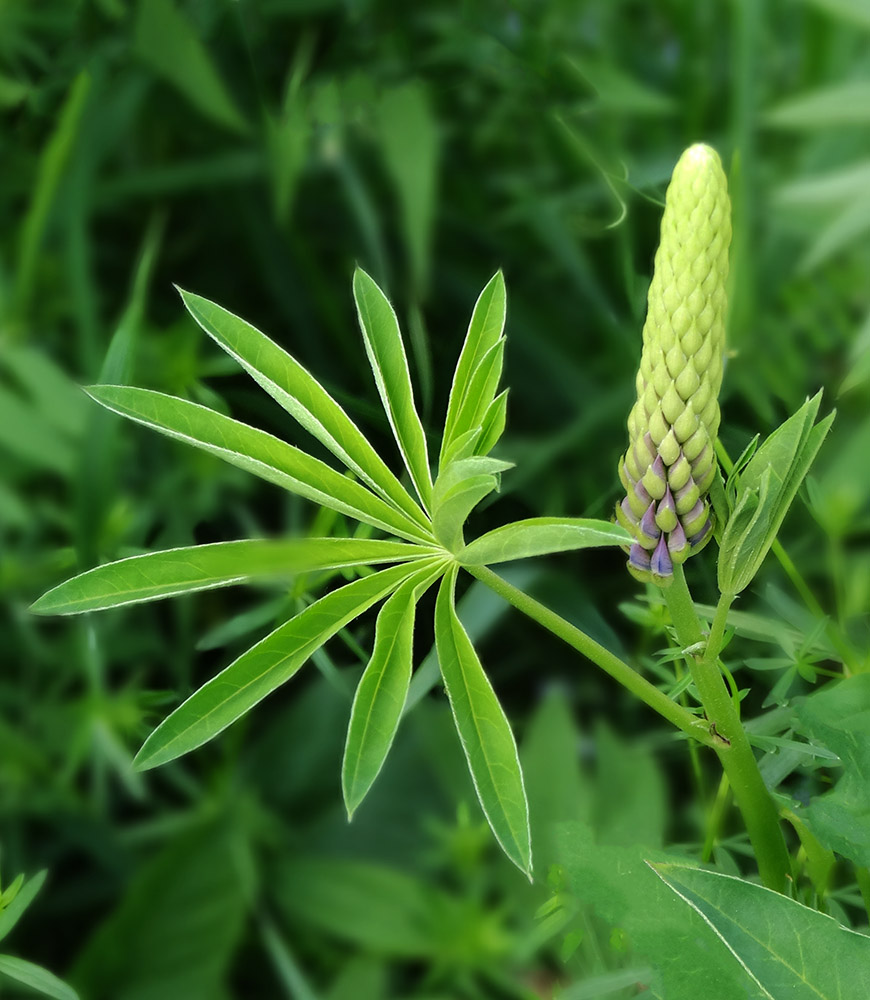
<box><xmin>71</xmin><ymin>819</ymin><xmax>248</xmax><ymax>999</ymax></box>
<box><xmin>86</xmin><ymin>385</ymin><xmax>432</xmax><ymax>543</ymax></box>
<box><xmin>653</xmin><ymin>863</ymin><xmax>870</xmax><ymax>998</ymax></box>
<box><xmin>441</xmin><ymin>271</ymin><xmax>506</xmax><ymax>465</ymax></box>
<box><xmin>556</xmin><ymin>823</ymin><xmax>767</xmax><ymax>1000</ymax></box>
<box><xmin>342</xmin><ymin>566</ymin><xmax>440</xmax><ymax>817</ymax></box>
<box><xmin>764</xmin><ymin>81</ymin><xmax>870</xmax><ymax>129</ymax></box>
<box><xmin>31</xmin><ymin>538</ymin><xmax>433</xmax><ymax>616</ymax></box>
<box><xmin>353</xmin><ymin>269</ymin><xmax>433</xmax><ymax>509</ymax></box>
<box><xmin>719</xmin><ymin>393</ymin><xmax>834</xmax><ymax>594</ymax></box>
<box><xmin>135</xmin><ymin>560</ymin><xmax>434</xmax><ymax>769</ymax></box>
<box><xmin>792</xmin><ymin>674</ymin><xmax>870</xmax><ymax>866</ymax></box>
<box><xmin>134</xmin><ymin>0</ymin><xmax>247</xmax><ymax>134</ymax></box>
<box><xmin>177</xmin><ymin>288</ymin><xmax>429</xmax><ymax>530</ymax></box>
<box><xmin>0</xmin><ymin>871</ymin><xmax>46</xmax><ymax>944</ymax></box>
<box><xmin>460</xmin><ymin>517</ymin><xmax>631</xmax><ymax>565</ymax></box>
<box><xmin>0</xmin><ymin>956</ymin><xmax>79</xmax><ymax>1000</ymax></box>
<box><xmin>434</xmin><ymin>569</ymin><xmax>531</xmax><ymax>876</ymax></box>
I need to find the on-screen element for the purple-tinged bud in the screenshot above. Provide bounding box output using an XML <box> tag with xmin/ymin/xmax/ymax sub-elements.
<box><xmin>651</xmin><ymin>534</ymin><xmax>673</xmax><ymax>579</ymax></box>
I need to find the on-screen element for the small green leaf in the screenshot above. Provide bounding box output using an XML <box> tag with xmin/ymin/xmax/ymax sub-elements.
<box><xmin>177</xmin><ymin>288</ymin><xmax>429</xmax><ymax>531</ymax></box>
<box><xmin>352</xmin><ymin>268</ymin><xmax>433</xmax><ymax>510</ymax></box>
<box><xmin>719</xmin><ymin>393</ymin><xmax>834</xmax><ymax>594</ymax></box>
<box><xmin>0</xmin><ymin>871</ymin><xmax>46</xmax><ymax>944</ymax></box>
<box><xmin>0</xmin><ymin>955</ymin><xmax>79</xmax><ymax>1000</ymax></box>
<box><xmin>342</xmin><ymin>564</ymin><xmax>442</xmax><ymax>817</ymax></box>
<box><xmin>31</xmin><ymin>538</ymin><xmax>433</xmax><ymax>616</ymax></box>
<box><xmin>476</xmin><ymin>388</ymin><xmax>509</xmax><ymax>457</ymax></box>
<box><xmin>135</xmin><ymin>560</ymin><xmax>434</xmax><ymax>770</ymax></box>
<box><xmin>460</xmin><ymin>517</ymin><xmax>631</xmax><ymax>565</ymax></box>
<box><xmin>431</xmin><ymin>456</ymin><xmax>513</xmax><ymax>552</ymax></box>
<box><xmin>134</xmin><ymin>0</ymin><xmax>247</xmax><ymax>134</ymax></box>
<box><xmin>441</xmin><ymin>271</ymin><xmax>507</xmax><ymax>465</ymax></box>
<box><xmin>86</xmin><ymin>385</ymin><xmax>432</xmax><ymax>543</ymax></box>
<box><xmin>652</xmin><ymin>862</ymin><xmax>870</xmax><ymax>998</ymax></box>
<box><xmin>434</xmin><ymin>569</ymin><xmax>532</xmax><ymax>876</ymax></box>
<box><xmin>449</xmin><ymin>338</ymin><xmax>505</xmax><ymax>456</ymax></box>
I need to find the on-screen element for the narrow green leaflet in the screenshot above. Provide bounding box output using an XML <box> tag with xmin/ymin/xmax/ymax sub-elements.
<box><xmin>31</xmin><ymin>538</ymin><xmax>433</xmax><ymax>616</ymax></box>
<box><xmin>177</xmin><ymin>288</ymin><xmax>429</xmax><ymax>530</ymax></box>
<box><xmin>477</xmin><ymin>388</ymin><xmax>509</xmax><ymax>456</ymax></box>
<box><xmin>0</xmin><ymin>871</ymin><xmax>46</xmax><ymax>944</ymax></box>
<box><xmin>719</xmin><ymin>392</ymin><xmax>834</xmax><ymax>594</ymax></box>
<box><xmin>441</xmin><ymin>271</ymin><xmax>506</xmax><ymax>464</ymax></box>
<box><xmin>342</xmin><ymin>563</ymin><xmax>443</xmax><ymax>817</ymax></box>
<box><xmin>432</xmin><ymin>456</ymin><xmax>513</xmax><ymax>552</ymax></box>
<box><xmin>449</xmin><ymin>338</ymin><xmax>505</xmax><ymax>455</ymax></box>
<box><xmin>0</xmin><ymin>955</ymin><xmax>79</xmax><ymax>1000</ymax></box>
<box><xmin>352</xmin><ymin>269</ymin><xmax>433</xmax><ymax>510</ymax></box>
<box><xmin>135</xmin><ymin>561</ymin><xmax>433</xmax><ymax>770</ymax></box>
<box><xmin>86</xmin><ymin>385</ymin><xmax>432</xmax><ymax>543</ymax></box>
<box><xmin>460</xmin><ymin>517</ymin><xmax>631</xmax><ymax>566</ymax></box>
<box><xmin>434</xmin><ymin>569</ymin><xmax>531</xmax><ymax>877</ymax></box>
<box><xmin>652</xmin><ymin>863</ymin><xmax>870</xmax><ymax>998</ymax></box>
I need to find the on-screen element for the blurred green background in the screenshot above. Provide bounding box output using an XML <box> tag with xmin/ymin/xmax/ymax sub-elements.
<box><xmin>2</xmin><ymin>1</ymin><xmax>870</xmax><ymax>997</ymax></box>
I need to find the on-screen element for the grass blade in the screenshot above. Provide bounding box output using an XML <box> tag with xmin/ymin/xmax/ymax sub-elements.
<box><xmin>177</xmin><ymin>288</ymin><xmax>429</xmax><ymax>530</ymax></box>
<box><xmin>434</xmin><ymin>568</ymin><xmax>531</xmax><ymax>877</ymax></box>
<box><xmin>134</xmin><ymin>561</ymin><xmax>432</xmax><ymax>770</ymax></box>
<box><xmin>342</xmin><ymin>562</ymin><xmax>444</xmax><ymax>817</ymax></box>
<box><xmin>460</xmin><ymin>518</ymin><xmax>631</xmax><ymax>566</ymax></box>
<box><xmin>352</xmin><ymin>268</ymin><xmax>433</xmax><ymax>510</ymax></box>
<box><xmin>31</xmin><ymin>538</ymin><xmax>432</xmax><ymax>615</ymax></box>
<box><xmin>86</xmin><ymin>385</ymin><xmax>433</xmax><ymax>543</ymax></box>
<box><xmin>440</xmin><ymin>271</ymin><xmax>506</xmax><ymax>465</ymax></box>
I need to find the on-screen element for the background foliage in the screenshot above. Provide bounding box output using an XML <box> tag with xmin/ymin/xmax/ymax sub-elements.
<box><xmin>2</xmin><ymin>0</ymin><xmax>870</xmax><ymax>996</ymax></box>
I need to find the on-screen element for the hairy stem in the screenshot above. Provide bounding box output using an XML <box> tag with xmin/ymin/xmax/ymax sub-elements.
<box><xmin>464</xmin><ymin>564</ymin><xmax>715</xmax><ymax>748</ymax></box>
<box><xmin>665</xmin><ymin>566</ymin><xmax>792</xmax><ymax>891</ymax></box>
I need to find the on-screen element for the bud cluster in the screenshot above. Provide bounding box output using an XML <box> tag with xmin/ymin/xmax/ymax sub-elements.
<box><xmin>616</xmin><ymin>144</ymin><xmax>731</xmax><ymax>584</ymax></box>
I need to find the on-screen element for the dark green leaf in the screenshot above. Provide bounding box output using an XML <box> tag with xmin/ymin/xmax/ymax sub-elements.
<box><xmin>0</xmin><ymin>955</ymin><xmax>79</xmax><ymax>1000</ymax></box>
<box><xmin>0</xmin><ymin>871</ymin><xmax>46</xmax><ymax>944</ymax></box>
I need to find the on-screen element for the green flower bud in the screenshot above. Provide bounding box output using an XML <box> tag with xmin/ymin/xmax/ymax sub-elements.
<box><xmin>616</xmin><ymin>144</ymin><xmax>731</xmax><ymax>585</ymax></box>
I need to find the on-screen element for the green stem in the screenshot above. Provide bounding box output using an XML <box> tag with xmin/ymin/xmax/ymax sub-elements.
<box><xmin>463</xmin><ymin>564</ymin><xmax>715</xmax><ymax>749</ymax></box>
<box><xmin>702</xmin><ymin>773</ymin><xmax>731</xmax><ymax>864</ymax></box>
<box><xmin>664</xmin><ymin>566</ymin><xmax>792</xmax><ymax>892</ymax></box>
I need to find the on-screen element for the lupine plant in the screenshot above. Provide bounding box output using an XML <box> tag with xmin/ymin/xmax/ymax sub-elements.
<box><xmin>33</xmin><ymin>143</ymin><xmax>870</xmax><ymax>993</ymax></box>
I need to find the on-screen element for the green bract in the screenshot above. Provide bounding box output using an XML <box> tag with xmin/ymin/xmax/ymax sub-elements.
<box><xmin>33</xmin><ymin>269</ymin><xmax>630</xmax><ymax>877</ymax></box>
<box><xmin>616</xmin><ymin>143</ymin><xmax>731</xmax><ymax>585</ymax></box>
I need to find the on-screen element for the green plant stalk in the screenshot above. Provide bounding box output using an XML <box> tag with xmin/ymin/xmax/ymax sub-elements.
<box><xmin>664</xmin><ymin>566</ymin><xmax>791</xmax><ymax>891</ymax></box>
<box><xmin>702</xmin><ymin>772</ymin><xmax>731</xmax><ymax>864</ymax></box>
<box><xmin>463</xmin><ymin>564</ymin><xmax>715</xmax><ymax>749</ymax></box>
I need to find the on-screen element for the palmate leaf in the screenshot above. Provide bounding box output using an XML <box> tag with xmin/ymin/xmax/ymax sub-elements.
<box><xmin>86</xmin><ymin>385</ymin><xmax>433</xmax><ymax>543</ymax></box>
<box><xmin>440</xmin><ymin>270</ymin><xmax>506</xmax><ymax>466</ymax></box>
<box><xmin>135</xmin><ymin>559</ymin><xmax>440</xmax><ymax>770</ymax></box>
<box><xmin>460</xmin><ymin>517</ymin><xmax>631</xmax><ymax>565</ymax></box>
<box><xmin>177</xmin><ymin>288</ymin><xmax>429</xmax><ymax>530</ymax></box>
<box><xmin>652</xmin><ymin>863</ymin><xmax>870</xmax><ymax>998</ymax></box>
<box><xmin>435</xmin><ymin>567</ymin><xmax>531</xmax><ymax>877</ymax></box>
<box><xmin>342</xmin><ymin>562</ymin><xmax>444</xmax><ymax>817</ymax></box>
<box><xmin>30</xmin><ymin>538</ymin><xmax>433</xmax><ymax>615</ymax></box>
<box><xmin>353</xmin><ymin>268</ymin><xmax>433</xmax><ymax>510</ymax></box>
